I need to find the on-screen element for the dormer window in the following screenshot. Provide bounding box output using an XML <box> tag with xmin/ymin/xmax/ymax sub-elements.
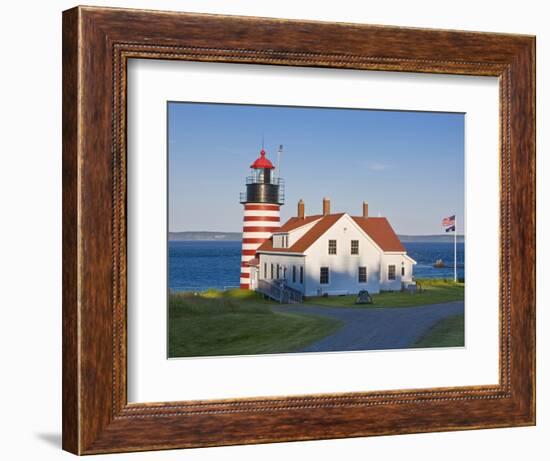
<box><xmin>273</xmin><ymin>233</ymin><xmax>289</xmax><ymax>248</ymax></box>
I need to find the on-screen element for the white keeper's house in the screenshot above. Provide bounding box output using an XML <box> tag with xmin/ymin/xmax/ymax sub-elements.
<box><xmin>239</xmin><ymin>148</ymin><xmax>416</xmax><ymax>297</ymax></box>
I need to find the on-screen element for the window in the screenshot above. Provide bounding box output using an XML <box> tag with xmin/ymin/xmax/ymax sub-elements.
<box><xmin>300</xmin><ymin>266</ymin><xmax>304</xmax><ymax>284</ymax></box>
<box><xmin>401</xmin><ymin>265</ymin><xmax>405</xmax><ymax>276</ymax></box>
<box><xmin>270</xmin><ymin>263</ymin><xmax>274</xmax><ymax>280</ymax></box>
<box><xmin>275</xmin><ymin>234</ymin><xmax>288</xmax><ymax>248</ymax></box>
<box><xmin>358</xmin><ymin>266</ymin><xmax>367</xmax><ymax>283</ymax></box>
<box><xmin>292</xmin><ymin>265</ymin><xmax>296</xmax><ymax>283</ymax></box>
<box><xmin>276</xmin><ymin>264</ymin><xmax>280</xmax><ymax>279</ymax></box>
<box><xmin>283</xmin><ymin>266</ymin><xmax>287</xmax><ymax>279</ymax></box>
<box><xmin>388</xmin><ymin>265</ymin><xmax>396</xmax><ymax>280</ymax></box>
<box><xmin>328</xmin><ymin>239</ymin><xmax>337</xmax><ymax>255</ymax></box>
<box><xmin>320</xmin><ymin>267</ymin><xmax>329</xmax><ymax>284</ymax></box>
<box><xmin>351</xmin><ymin>240</ymin><xmax>359</xmax><ymax>255</ymax></box>
<box><xmin>264</xmin><ymin>263</ymin><xmax>267</xmax><ymax>279</ymax></box>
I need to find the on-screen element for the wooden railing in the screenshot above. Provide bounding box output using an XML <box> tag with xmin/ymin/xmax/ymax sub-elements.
<box><xmin>257</xmin><ymin>279</ymin><xmax>303</xmax><ymax>304</ymax></box>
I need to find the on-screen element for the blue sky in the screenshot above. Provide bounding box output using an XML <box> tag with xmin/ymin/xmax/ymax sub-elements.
<box><xmin>168</xmin><ymin>102</ymin><xmax>464</xmax><ymax>235</ymax></box>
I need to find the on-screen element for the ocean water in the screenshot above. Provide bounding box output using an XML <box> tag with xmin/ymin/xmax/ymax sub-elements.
<box><xmin>168</xmin><ymin>240</ymin><xmax>465</xmax><ymax>291</ymax></box>
<box><xmin>169</xmin><ymin>241</ymin><xmax>242</xmax><ymax>291</ymax></box>
<box><xmin>404</xmin><ymin>242</ymin><xmax>464</xmax><ymax>280</ymax></box>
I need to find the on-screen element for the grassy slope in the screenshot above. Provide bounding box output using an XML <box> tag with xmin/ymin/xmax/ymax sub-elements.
<box><xmin>168</xmin><ymin>289</ymin><xmax>341</xmax><ymax>358</ymax></box>
<box><xmin>304</xmin><ymin>279</ymin><xmax>464</xmax><ymax>308</ymax></box>
<box><xmin>413</xmin><ymin>314</ymin><xmax>465</xmax><ymax>348</ymax></box>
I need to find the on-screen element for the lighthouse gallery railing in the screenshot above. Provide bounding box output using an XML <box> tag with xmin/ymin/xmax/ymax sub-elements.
<box><xmin>240</xmin><ymin>176</ymin><xmax>285</xmax><ymax>204</ymax></box>
<box><xmin>245</xmin><ymin>176</ymin><xmax>284</xmax><ymax>186</ymax></box>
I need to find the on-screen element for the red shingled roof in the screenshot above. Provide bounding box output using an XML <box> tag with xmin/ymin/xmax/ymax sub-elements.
<box><xmin>257</xmin><ymin>214</ymin><xmax>344</xmax><ymax>253</ymax></box>
<box><xmin>351</xmin><ymin>216</ymin><xmax>405</xmax><ymax>252</ymax></box>
<box><xmin>256</xmin><ymin>213</ymin><xmax>405</xmax><ymax>254</ymax></box>
<box><xmin>245</xmin><ymin>257</ymin><xmax>259</xmax><ymax>267</ymax></box>
<box><xmin>278</xmin><ymin>215</ymin><xmax>323</xmax><ymax>232</ymax></box>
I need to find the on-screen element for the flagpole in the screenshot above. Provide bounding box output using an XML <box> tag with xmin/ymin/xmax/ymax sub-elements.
<box><xmin>454</xmin><ymin>215</ymin><xmax>457</xmax><ymax>283</ymax></box>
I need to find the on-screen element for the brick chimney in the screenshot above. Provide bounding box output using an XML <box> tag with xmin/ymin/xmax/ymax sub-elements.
<box><xmin>362</xmin><ymin>201</ymin><xmax>369</xmax><ymax>218</ymax></box>
<box><xmin>297</xmin><ymin>199</ymin><xmax>305</xmax><ymax>219</ymax></box>
<box><xmin>323</xmin><ymin>197</ymin><xmax>331</xmax><ymax>216</ymax></box>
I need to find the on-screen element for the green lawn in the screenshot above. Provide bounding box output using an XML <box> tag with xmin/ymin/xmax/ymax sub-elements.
<box><xmin>168</xmin><ymin>289</ymin><xmax>342</xmax><ymax>358</ymax></box>
<box><xmin>304</xmin><ymin>279</ymin><xmax>464</xmax><ymax>308</ymax></box>
<box><xmin>413</xmin><ymin>314</ymin><xmax>465</xmax><ymax>348</ymax></box>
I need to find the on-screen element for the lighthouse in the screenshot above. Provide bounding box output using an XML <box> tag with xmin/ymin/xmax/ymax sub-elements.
<box><xmin>239</xmin><ymin>148</ymin><xmax>284</xmax><ymax>289</ymax></box>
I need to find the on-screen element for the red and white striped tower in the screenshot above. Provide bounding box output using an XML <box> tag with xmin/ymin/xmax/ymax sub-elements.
<box><xmin>239</xmin><ymin>149</ymin><xmax>284</xmax><ymax>289</ymax></box>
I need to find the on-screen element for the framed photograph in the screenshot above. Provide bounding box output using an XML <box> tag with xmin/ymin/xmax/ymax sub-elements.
<box><xmin>62</xmin><ymin>6</ymin><xmax>535</xmax><ymax>455</ymax></box>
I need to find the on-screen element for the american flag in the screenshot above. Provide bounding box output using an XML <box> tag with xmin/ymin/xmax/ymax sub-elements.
<box><xmin>442</xmin><ymin>215</ymin><xmax>455</xmax><ymax>227</ymax></box>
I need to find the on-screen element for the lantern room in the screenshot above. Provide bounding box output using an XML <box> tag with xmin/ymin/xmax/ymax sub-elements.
<box><xmin>240</xmin><ymin>148</ymin><xmax>284</xmax><ymax>205</ymax></box>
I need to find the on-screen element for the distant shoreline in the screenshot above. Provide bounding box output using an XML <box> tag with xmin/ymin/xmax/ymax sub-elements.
<box><xmin>398</xmin><ymin>235</ymin><xmax>465</xmax><ymax>243</ymax></box>
<box><xmin>169</xmin><ymin>231</ymin><xmax>465</xmax><ymax>243</ymax></box>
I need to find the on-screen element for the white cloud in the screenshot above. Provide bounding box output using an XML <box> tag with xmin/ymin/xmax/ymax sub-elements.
<box><xmin>368</xmin><ymin>162</ymin><xmax>390</xmax><ymax>171</ymax></box>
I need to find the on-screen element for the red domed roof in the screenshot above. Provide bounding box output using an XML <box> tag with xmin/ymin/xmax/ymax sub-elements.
<box><xmin>250</xmin><ymin>149</ymin><xmax>275</xmax><ymax>169</ymax></box>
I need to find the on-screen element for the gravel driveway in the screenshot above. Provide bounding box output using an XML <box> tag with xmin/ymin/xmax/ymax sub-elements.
<box><xmin>273</xmin><ymin>301</ymin><xmax>464</xmax><ymax>352</ymax></box>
